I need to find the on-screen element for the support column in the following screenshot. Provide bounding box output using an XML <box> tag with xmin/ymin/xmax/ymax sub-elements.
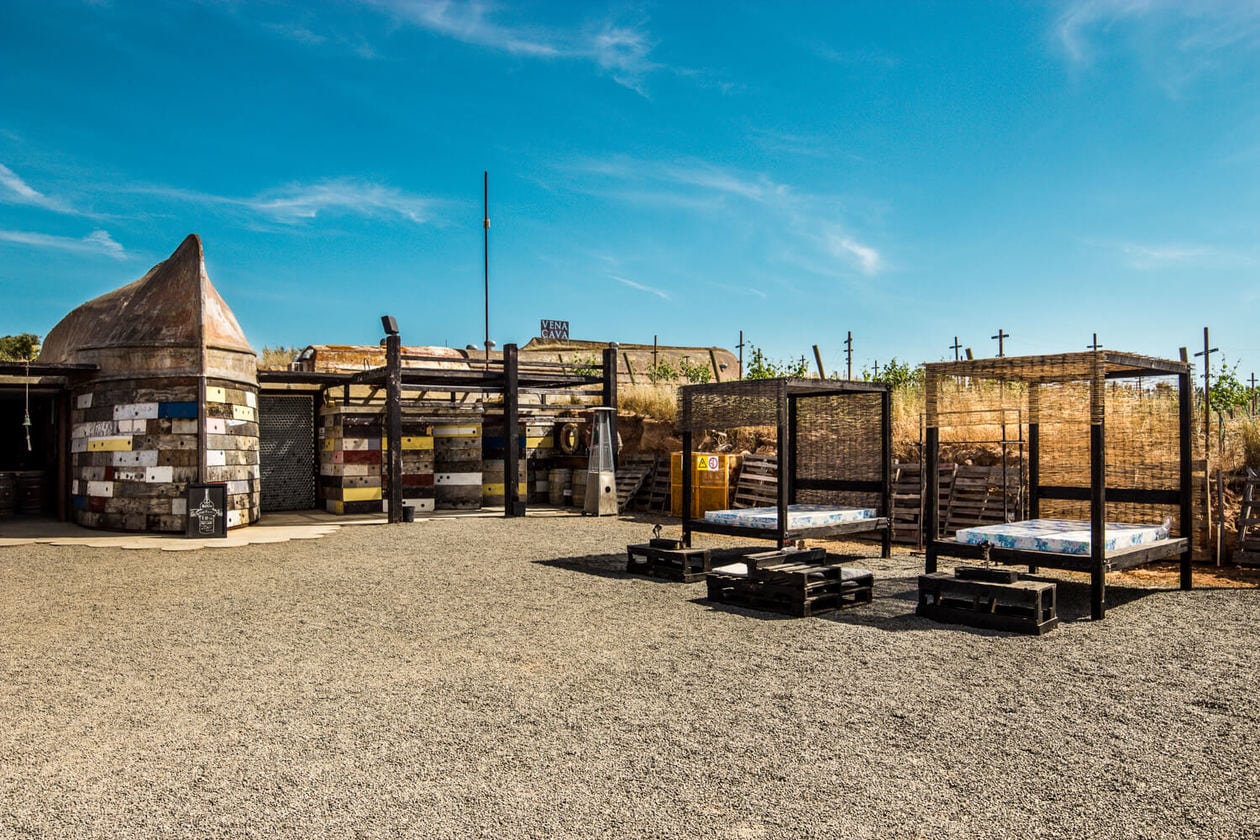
<box><xmin>1089</xmin><ymin>359</ymin><xmax>1106</xmax><ymax>619</ymax></box>
<box><xmin>503</xmin><ymin>343</ymin><xmax>524</xmax><ymax>517</ymax></box>
<box><xmin>1179</xmin><ymin>369</ymin><xmax>1194</xmax><ymax>590</ymax></box>
<box><xmin>880</xmin><ymin>387</ymin><xmax>892</xmax><ymax>559</ymax></box>
<box><xmin>924</xmin><ymin>369</ymin><xmax>941</xmax><ymax>573</ymax></box>
<box><xmin>386</xmin><ymin>332</ymin><xmax>403</xmax><ymax>523</ymax></box>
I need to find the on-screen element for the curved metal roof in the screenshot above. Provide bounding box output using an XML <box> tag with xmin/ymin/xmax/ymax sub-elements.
<box><xmin>38</xmin><ymin>234</ymin><xmax>253</xmax><ymax>365</ymax></box>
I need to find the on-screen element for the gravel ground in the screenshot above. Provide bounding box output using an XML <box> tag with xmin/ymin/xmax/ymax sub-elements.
<box><xmin>1</xmin><ymin>513</ymin><xmax>1257</xmax><ymax>839</ymax></box>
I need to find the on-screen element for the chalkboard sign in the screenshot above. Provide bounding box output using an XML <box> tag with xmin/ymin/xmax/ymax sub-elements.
<box><xmin>186</xmin><ymin>483</ymin><xmax>228</xmax><ymax>538</ymax></box>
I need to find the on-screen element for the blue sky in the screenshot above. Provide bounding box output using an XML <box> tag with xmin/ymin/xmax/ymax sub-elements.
<box><xmin>2</xmin><ymin>1</ymin><xmax>1259</xmax><ymax>380</ymax></box>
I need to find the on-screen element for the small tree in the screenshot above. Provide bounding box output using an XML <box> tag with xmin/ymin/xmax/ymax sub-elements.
<box><xmin>678</xmin><ymin>357</ymin><xmax>712</xmax><ymax>384</ymax></box>
<box><xmin>744</xmin><ymin>345</ymin><xmax>809</xmax><ymax>380</ymax></box>
<box><xmin>648</xmin><ymin>358</ymin><xmax>679</xmax><ymax>384</ymax></box>
<box><xmin>0</xmin><ymin>333</ymin><xmax>40</xmax><ymax>361</ymax></box>
<box><xmin>1210</xmin><ymin>358</ymin><xmax>1250</xmax><ymax>415</ymax></box>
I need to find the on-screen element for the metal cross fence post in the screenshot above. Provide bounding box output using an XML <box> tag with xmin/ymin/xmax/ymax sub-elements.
<box><xmin>1250</xmin><ymin>372</ymin><xmax>1257</xmax><ymax>417</ymax></box>
<box><xmin>1087</xmin><ymin>333</ymin><xmax>1102</xmax><ymax>352</ymax></box>
<box><xmin>844</xmin><ymin>331</ymin><xmax>853</xmax><ymax>380</ymax></box>
<box><xmin>950</xmin><ymin>336</ymin><xmax>962</xmax><ymax>361</ymax></box>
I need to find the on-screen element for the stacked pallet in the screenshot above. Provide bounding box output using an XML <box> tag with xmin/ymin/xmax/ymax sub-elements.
<box><xmin>891</xmin><ymin>462</ymin><xmax>923</xmax><ymax>545</ymax></box>
<box><xmin>319</xmin><ymin>407</ymin><xmax>440</xmax><ymax>515</ymax></box>
<box><xmin>434</xmin><ymin>422</ymin><xmax>483</xmax><ymax>510</ymax></box>
<box><xmin>705</xmin><ymin>547</ymin><xmax>874</xmax><ymax>617</ymax></box>
<box><xmin>319</xmin><ymin>408</ymin><xmax>384</xmax><ymax>514</ymax></box>
<box><xmin>732</xmin><ymin>454</ymin><xmax>777</xmax><ymax>508</ymax></box>
<box><xmin>942</xmin><ymin>464</ymin><xmax>1021</xmax><ymax>535</ymax></box>
<box><xmin>917</xmin><ymin>567</ymin><xmax>1058</xmax><ymax>634</ymax></box>
<box><xmin>384</xmin><ymin>417</ymin><xmax>436</xmax><ymax>514</ymax></box>
<box><xmin>1235</xmin><ymin>470</ymin><xmax>1260</xmax><ymax>566</ymax></box>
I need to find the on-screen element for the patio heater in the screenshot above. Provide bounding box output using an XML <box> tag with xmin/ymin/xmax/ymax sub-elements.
<box><xmin>583</xmin><ymin>407</ymin><xmax>618</xmax><ymax>516</ymax></box>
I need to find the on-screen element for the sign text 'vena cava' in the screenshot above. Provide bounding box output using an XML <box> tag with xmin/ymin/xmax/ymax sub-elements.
<box><xmin>540</xmin><ymin>319</ymin><xmax>569</xmax><ymax>341</ymax></box>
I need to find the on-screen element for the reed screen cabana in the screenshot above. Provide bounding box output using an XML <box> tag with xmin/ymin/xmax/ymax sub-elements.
<box><xmin>922</xmin><ymin>351</ymin><xmax>1193</xmax><ymax>620</ymax></box>
<box><xmin>678</xmin><ymin>378</ymin><xmax>892</xmax><ymax>552</ymax></box>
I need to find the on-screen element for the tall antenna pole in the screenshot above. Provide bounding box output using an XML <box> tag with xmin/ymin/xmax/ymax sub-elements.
<box><xmin>483</xmin><ymin>171</ymin><xmax>490</xmax><ymax>365</ymax></box>
<box><xmin>845</xmin><ymin>331</ymin><xmax>853</xmax><ymax>380</ymax></box>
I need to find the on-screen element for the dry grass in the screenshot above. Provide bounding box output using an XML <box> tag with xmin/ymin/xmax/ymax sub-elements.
<box><xmin>619</xmin><ymin>383</ymin><xmax>678</xmax><ymax>422</ymax></box>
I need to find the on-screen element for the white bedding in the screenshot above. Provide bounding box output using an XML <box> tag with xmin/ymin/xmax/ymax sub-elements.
<box><xmin>703</xmin><ymin>503</ymin><xmax>877</xmax><ymax>530</ymax></box>
<box><xmin>954</xmin><ymin>518</ymin><xmax>1170</xmax><ymax>555</ymax></box>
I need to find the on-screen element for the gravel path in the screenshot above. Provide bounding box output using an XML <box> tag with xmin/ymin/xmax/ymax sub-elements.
<box><xmin>2</xmin><ymin>514</ymin><xmax>1257</xmax><ymax>839</ymax></box>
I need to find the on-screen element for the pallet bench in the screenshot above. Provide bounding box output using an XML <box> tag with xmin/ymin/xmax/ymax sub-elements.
<box><xmin>917</xmin><ymin>568</ymin><xmax>1058</xmax><ymax>635</ymax></box>
<box><xmin>704</xmin><ymin>547</ymin><xmax>874</xmax><ymax>618</ymax></box>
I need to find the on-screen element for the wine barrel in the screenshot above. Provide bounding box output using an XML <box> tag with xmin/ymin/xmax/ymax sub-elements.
<box><xmin>547</xmin><ymin>468</ymin><xmax>571</xmax><ymax>506</ymax></box>
<box><xmin>16</xmin><ymin>471</ymin><xmax>48</xmax><ymax>515</ymax></box>
<box><xmin>0</xmin><ymin>472</ymin><xmax>16</xmax><ymax>516</ymax></box>
<box><xmin>571</xmin><ymin>470</ymin><xmax>588</xmax><ymax>507</ymax></box>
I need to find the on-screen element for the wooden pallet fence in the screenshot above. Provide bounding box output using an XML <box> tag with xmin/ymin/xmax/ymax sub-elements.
<box><xmin>434</xmin><ymin>422</ymin><xmax>483</xmax><ymax>510</ymax></box>
<box><xmin>69</xmin><ymin>376</ymin><xmax>259</xmax><ymax>532</ymax></box>
<box><xmin>1235</xmin><ymin>469</ymin><xmax>1260</xmax><ymax>567</ymax></box>
<box><xmin>732</xmin><ymin>454</ymin><xmax>777</xmax><ymax>509</ymax></box>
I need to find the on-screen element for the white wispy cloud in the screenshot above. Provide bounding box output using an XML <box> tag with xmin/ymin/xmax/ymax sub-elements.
<box><xmin>565</xmin><ymin>156</ymin><xmax>886</xmax><ymax>279</ymax></box>
<box><xmin>0</xmin><ymin>163</ymin><xmax>77</xmax><ymax>214</ymax></box>
<box><xmin>126</xmin><ymin>178</ymin><xmax>436</xmax><ymax>225</ymax></box>
<box><xmin>825</xmin><ymin>232</ymin><xmax>883</xmax><ymax>276</ymax></box>
<box><xmin>1055</xmin><ymin>1</ymin><xmax>1260</xmax><ymax>91</ymax></box>
<box><xmin>367</xmin><ymin>1</ymin><xmax>658</xmax><ymax>92</ymax></box>
<box><xmin>0</xmin><ymin>228</ymin><xmax>126</xmax><ymax>259</ymax></box>
<box><xmin>249</xmin><ymin>179</ymin><xmax>434</xmax><ymax>224</ymax></box>
<box><xmin>611</xmin><ymin>274</ymin><xmax>670</xmax><ymax>300</ymax></box>
<box><xmin>1088</xmin><ymin>239</ymin><xmax>1255</xmax><ymax>270</ymax></box>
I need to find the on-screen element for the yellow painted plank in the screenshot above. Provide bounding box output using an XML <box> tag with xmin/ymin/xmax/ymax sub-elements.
<box><xmin>88</xmin><ymin>436</ymin><xmax>133</xmax><ymax>452</ymax></box>
<box><xmin>342</xmin><ymin>487</ymin><xmax>383</xmax><ymax>502</ymax></box>
<box><xmin>481</xmin><ymin>482</ymin><xmax>528</xmax><ymax>496</ymax></box>
<box><xmin>206</xmin><ymin>386</ymin><xmax>227</xmax><ymax>403</ymax></box>
<box><xmin>401</xmin><ymin>436</ymin><xmax>434</xmax><ymax>450</ymax></box>
<box><xmin>232</xmin><ymin>404</ymin><xmax>256</xmax><ymax>421</ymax></box>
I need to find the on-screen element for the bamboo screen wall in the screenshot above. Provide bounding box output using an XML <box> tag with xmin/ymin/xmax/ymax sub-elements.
<box><xmin>679</xmin><ymin>378</ymin><xmax>889</xmax><ymax>513</ymax></box>
<box><xmin>923</xmin><ymin>352</ymin><xmax>1189</xmax><ymax>534</ymax></box>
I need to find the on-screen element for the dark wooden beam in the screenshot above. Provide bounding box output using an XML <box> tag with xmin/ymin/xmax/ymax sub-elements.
<box><xmin>503</xmin><ymin>343</ymin><xmax>524</xmax><ymax>517</ymax></box>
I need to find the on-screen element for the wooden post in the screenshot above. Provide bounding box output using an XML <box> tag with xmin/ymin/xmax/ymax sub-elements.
<box><xmin>709</xmin><ymin>348</ymin><xmax>722</xmax><ymax>382</ymax></box>
<box><xmin>812</xmin><ymin>345</ymin><xmax>826</xmax><ymax>379</ymax></box>
<box><xmin>880</xmin><ymin>386</ymin><xmax>892</xmax><ymax>559</ymax></box>
<box><xmin>681</xmin><ymin>429</ymin><xmax>693</xmax><ymax>547</ymax></box>
<box><xmin>781</xmin><ymin>382</ymin><xmax>793</xmax><ymax>549</ymax></box>
<box><xmin>1195</xmin><ymin>328</ymin><xmax>1217</xmax><ymax>554</ymax></box>
<box><xmin>385</xmin><ymin>331</ymin><xmax>403</xmax><ymax>523</ymax></box>
<box><xmin>623</xmin><ymin>352</ymin><xmax>636</xmax><ymax>385</ymax></box>
<box><xmin>503</xmin><ymin>343</ymin><xmax>524</xmax><ymax>517</ymax></box>
<box><xmin>1089</xmin><ymin>356</ymin><xmax>1106</xmax><ymax>620</ymax></box>
<box><xmin>1027</xmin><ymin>384</ymin><xmax>1040</xmax><ymax>520</ymax></box>
<box><xmin>925</xmin><ymin>426</ymin><xmax>940</xmax><ymax>573</ymax></box>
<box><xmin>1090</xmin><ymin>420</ymin><xmax>1106</xmax><ymax>620</ymax></box>
<box><xmin>1179</xmin><ymin>367</ymin><xmax>1194</xmax><ymax>589</ymax></box>
<box><xmin>924</xmin><ymin>367</ymin><xmax>940</xmax><ymax>573</ymax></box>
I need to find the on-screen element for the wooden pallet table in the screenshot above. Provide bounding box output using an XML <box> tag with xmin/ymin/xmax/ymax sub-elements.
<box><xmin>916</xmin><ymin>570</ymin><xmax>1058</xmax><ymax>635</ymax></box>
<box><xmin>626</xmin><ymin>538</ymin><xmax>711</xmax><ymax>582</ymax></box>
<box><xmin>705</xmin><ymin>548</ymin><xmax>874</xmax><ymax>618</ymax></box>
